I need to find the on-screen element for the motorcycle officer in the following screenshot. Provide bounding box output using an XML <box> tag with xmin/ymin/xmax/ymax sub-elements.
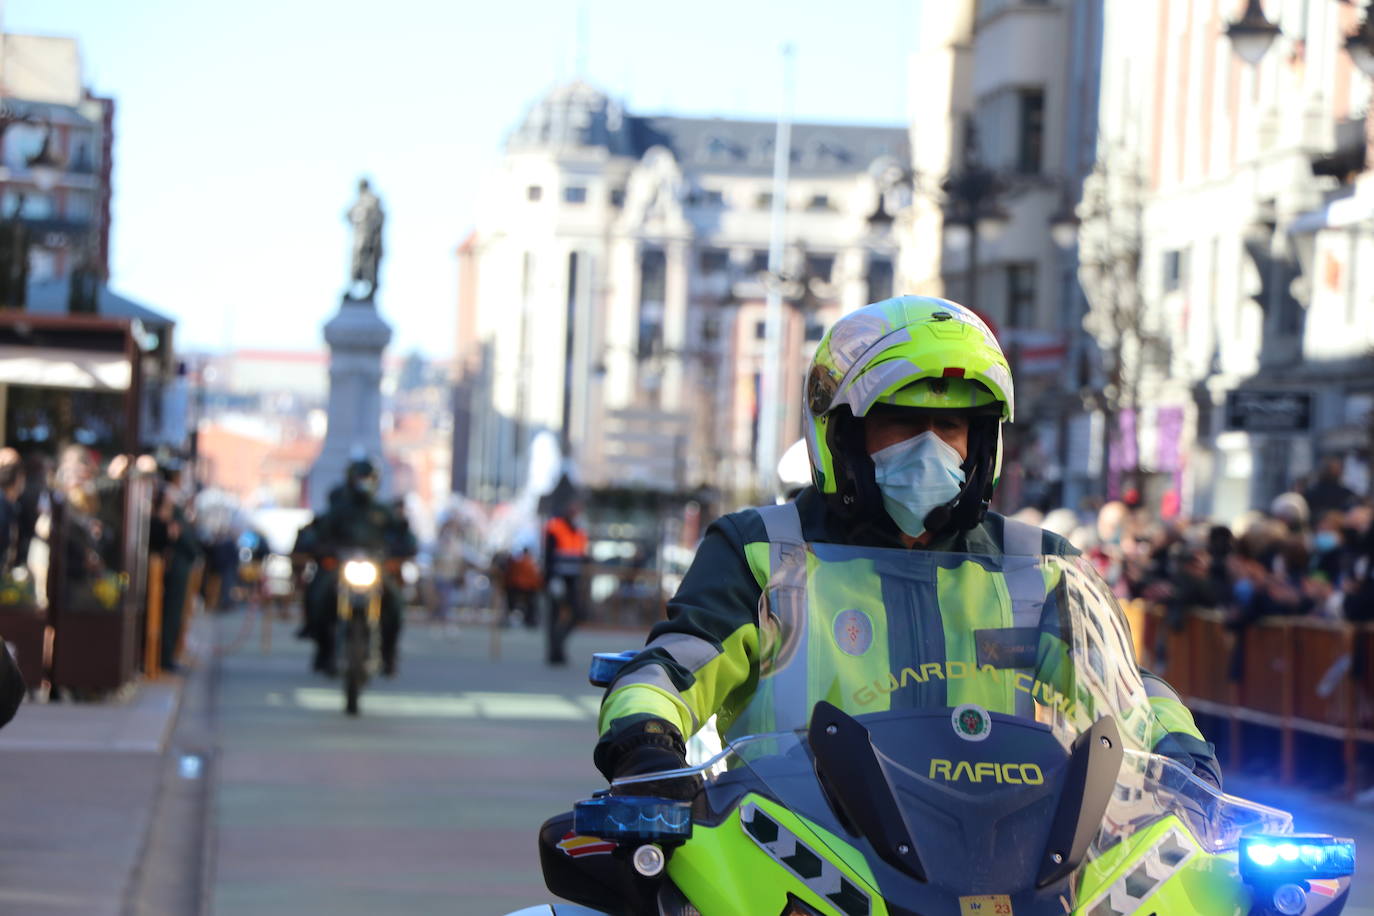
<box><xmin>594</xmin><ymin>296</ymin><xmax>1221</xmax><ymax>794</ymax></box>
<box><xmin>306</xmin><ymin>458</ymin><xmax>417</xmax><ymax>676</ymax></box>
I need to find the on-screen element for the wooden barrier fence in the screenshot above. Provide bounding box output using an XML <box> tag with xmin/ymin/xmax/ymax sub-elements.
<box><xmin>1123</xmin><ymin>601</ymin><xmax>1374</xmax><ymax>796</ymax></box>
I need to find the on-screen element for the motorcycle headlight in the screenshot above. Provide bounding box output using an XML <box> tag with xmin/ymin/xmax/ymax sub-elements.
<box><xmin>1240</xmin><ymin>834</ymin><xmax>1355</xmax><ymax>882</ymax></box>
<box><xmin>342</xmin><ymin>560</ymin><xmax>379</xmax><ymax>589</ymax></box>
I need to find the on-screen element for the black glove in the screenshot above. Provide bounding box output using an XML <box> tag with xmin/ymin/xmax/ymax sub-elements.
<box><xmin>595</xmin><ymin>718</ymin><xmax>700</xmax><ymax>801</ymax></box>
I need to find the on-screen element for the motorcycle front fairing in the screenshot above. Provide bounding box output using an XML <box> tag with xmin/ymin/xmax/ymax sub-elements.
<box><xmin>605</xmin><ymin>550</ymin><xmax>1327</xmax><ymax>915</ymax></box>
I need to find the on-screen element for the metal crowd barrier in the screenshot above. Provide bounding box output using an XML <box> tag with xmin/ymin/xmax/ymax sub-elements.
<box><xmin>1124</xmin><ymin>600</ymin><xmax>1374</xmax><ymax>796</ymax></box>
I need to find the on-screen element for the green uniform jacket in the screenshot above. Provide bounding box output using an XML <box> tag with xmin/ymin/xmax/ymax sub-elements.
<box><xmin>597</xmin><ymin>486</ymin><xmax>1220</xmax><ymax>786</ymax></box>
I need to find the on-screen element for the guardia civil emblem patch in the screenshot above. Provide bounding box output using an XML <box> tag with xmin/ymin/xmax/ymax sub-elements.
<box><xmin>832</xmin><ymin>609</ymin><xmax>873</xmax><ymax>656</ymax></box>
<box><xmin>952</xmin><ymin>704</ymin><xmax>992</xmax><ymax>742</ymax></box>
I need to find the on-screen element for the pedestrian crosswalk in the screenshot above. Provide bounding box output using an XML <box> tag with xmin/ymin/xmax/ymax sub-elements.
<box><xmin>284</xmin><ymin>687</ymin><xmax>603</xmax><ymax>721</ymax></box>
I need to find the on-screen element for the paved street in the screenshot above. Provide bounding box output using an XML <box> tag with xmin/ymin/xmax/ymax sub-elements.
<box><xmin>0</xmin><ymin>681</ymin><xmax>181</xmax><ymax>914</ymax></box>
<box><xmin>1</xmin><ymin>606</ymin><xmax>1372</xmax><ymax>915</ymax></box>
<box><xmin>209</xmin><ymin>610</ymin><xmax>632</xmax><ymax>915</ymax></box>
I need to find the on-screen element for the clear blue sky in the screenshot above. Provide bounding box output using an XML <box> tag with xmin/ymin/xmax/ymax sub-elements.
<box><xmin>9</xmin><ymin>0</ymin><xmax>918</xmax><ymax>357</ymax></box>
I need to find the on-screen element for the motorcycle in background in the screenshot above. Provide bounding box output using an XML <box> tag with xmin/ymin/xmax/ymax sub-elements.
<box><xmin>337</xmin><ymin>554</ymin><xmax>383</xmax><ymax>716</ymax></box>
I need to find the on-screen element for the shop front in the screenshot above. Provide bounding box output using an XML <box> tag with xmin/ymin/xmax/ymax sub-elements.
<box><xmin>0</xmin><ymin>312</ymin><xmax>165</xmax><ymax>695</ymax></box>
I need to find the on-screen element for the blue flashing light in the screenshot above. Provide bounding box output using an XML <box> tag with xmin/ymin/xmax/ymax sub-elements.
<box><xmin>573</xmin><ymin>795</ymin><xmax>694</xmax><ymax>843</ymax></box>
<box><xmin>588</xmin><ymin>651</ymin><xmax>639</xmax><ymax>687</ymax></box>
<box><xmin>1240</xmin><ymin>834</ymin><xmax>1356</xmax><ymax>883</ymax></box>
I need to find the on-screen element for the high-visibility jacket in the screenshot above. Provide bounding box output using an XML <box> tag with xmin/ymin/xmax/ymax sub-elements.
<box><xmin>597</xmin><ymin>487</ymin><xmax>1220</xmax><ymax>785</ymax></box>
<box><xmin>545</xmin><ymin>516</ymin><xmax>588</xmax><ymax>580</ymax></box>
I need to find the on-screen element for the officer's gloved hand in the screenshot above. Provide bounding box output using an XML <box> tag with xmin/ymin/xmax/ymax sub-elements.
<box><xmin>597</xmin><ymin>719</ymin><xmax>701</xmax><ymax>801</ymax></box>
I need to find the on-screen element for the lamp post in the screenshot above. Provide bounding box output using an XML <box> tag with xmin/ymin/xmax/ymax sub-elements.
<box><xmin>0</xmin><ymin>110</ymin><xmax>67</xmax><ymax>310</ymax></box>
<box><xmin>940</xmin><ymin>122</ymin><xmax>1009</xmax><ymax>315</ymax></box>
<box><xmin>1225</xmin><ymin>0</ymin><xmax>1374</xmax><ymax>76</ymax></box>
<box><xmin>1224</xmin><ymin>0</ymin><xmax>1283</xmax><ymax>65</ymax></box>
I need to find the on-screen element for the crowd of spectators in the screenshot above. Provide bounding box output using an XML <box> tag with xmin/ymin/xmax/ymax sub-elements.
<box><xmin>1022</xmin><ymin>457</ymin><xmax>1374</xmax><ymax>634</ymax></box>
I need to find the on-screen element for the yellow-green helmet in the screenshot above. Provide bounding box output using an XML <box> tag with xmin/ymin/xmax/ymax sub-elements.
<box><xmin>803</xmin><ymin>296</ymin><xmax>1014</xmax><ymax>531</ymax></box>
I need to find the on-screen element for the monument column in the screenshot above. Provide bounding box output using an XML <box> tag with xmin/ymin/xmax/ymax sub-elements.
<box><xmin>306</xmin><ymin>178</ymin><xmax>394</xmax><ymax>511</ymax></box>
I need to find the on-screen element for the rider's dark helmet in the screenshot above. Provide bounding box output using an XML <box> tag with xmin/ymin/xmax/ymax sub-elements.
<box><xmin>345</xmin><ymin>458</ymin><xmax>379</xmax><ymax>493</ymax></box>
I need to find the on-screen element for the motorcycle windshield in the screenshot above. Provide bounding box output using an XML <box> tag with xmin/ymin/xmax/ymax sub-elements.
<box><xmin>614</xmin><ymin>550</ymin><xmax>1292</xmax><ymax>910</ymax></box>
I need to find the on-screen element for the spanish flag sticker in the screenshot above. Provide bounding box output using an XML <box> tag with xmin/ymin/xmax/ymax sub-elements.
<box><xmin>556</xmin><ymin>832</ymin><xmax>616</xmax><ymax>858</ymax></box>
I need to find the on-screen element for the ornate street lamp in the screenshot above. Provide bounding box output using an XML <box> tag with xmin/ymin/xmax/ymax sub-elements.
<box><xmin>26</xmin><ymin>126</ymin><xmax>64</xmax><ymax>193</ymax></box>
<box><xmin>1225</xmin><ymin>0</ymin><xmax>1282</xmax><ymax>65</ymax></box>
<box><xmin>1226</xmin><ymin>0</ymin><xmax>1374</xmax><ymax>78</ymax></box>
<box><xmin>1049</xmin><ymin>197</ymin><xmax>1080</xmax><ymax>250</ymax></box>
<box><xmin>940</xmin><ymin>122</ymin><xmax>1008</xmax><ymax>313</ymax></box>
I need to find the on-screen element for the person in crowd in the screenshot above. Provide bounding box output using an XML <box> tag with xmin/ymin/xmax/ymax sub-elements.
<box><xmin>0</xmin><ymin>451</ymin><xmax>25</xmax><ymax>571</ymax></box>
<box><xmin>1340</xmin><ymin>502</ymin><xmax>1374</xmax><ymax>623</ymax></box>
<box><xmin>1304</xmin><ymin>456</ymin><xmax>1358</xmax><ymax>520</ymax></box>
<box><xmin>543</xmin><ymin>501</ymin><xmax>588</xmax><ymax>666</ymax></box>
<box><xmin>205</xmin><ymin>528</ymin><xmax>241</xmax><ymax>612</ymax></box>
<box><xmin>1309</xmin><ymin>510</ymin><xmax>1347</xmax><ymax>586</ymax></box>
<box><xmin>432</xmin><ymin>516</ymin><xmax>465</xmax><ymax>622</ymax></box>
<box><xmin>291</xmin><ymin>516</ymin><xmax>328</xmax><ymax>643</ymax></box>
<box><xmin>589</xmin><ymin>297</ymin><xmax>1221</xmax><ymax>800</ymax></box>
<box><xmin>505</xmin><ymin>546</ymin><xmax>543</xmax><ymax>628</ymax></box>
<box><xmin>16</xmin><ymin>453</ymin><xmax>53</xmax><ymax>600</ymax></box>
<box><xmin>159</xmin><ymin>475</ymin><xmax>202</xmax><ymax>673</ymax></box>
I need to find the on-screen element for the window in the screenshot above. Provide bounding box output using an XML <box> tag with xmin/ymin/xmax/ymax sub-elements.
<box><xmin>1163</xmin><ymin>248</ymin><xmax>1188</xmax><ymax>292</ymax></box>
<box><xmin>806</xmin><ymin>193</ymin><xmax>833</xmax><ymax>212</ymax></box>
<box><xmin>1017</xmin><ymin>89</ymin><xmax>1045</xmax><ymax>175</ymax></box>
<box><xmin>64</xmin><ymin>191</ymin><xmax>93</xmax><ymax>221</ymax></box>
<box><xmin>704</xmin><ymin>136</ymin><xmax>744</xmax><ymax>163</ymax></box>
<box><xmin>1007</xmin><ymin>263</ymin><xmax>1036</xmax><ymax>328</ymax></box>
<box><xmin>755</xmin><ymin>320</ymin><xmax>768</xmax><ymax>340</ymax></box>
<box><xmin>808</xmin><ymin>141</ymin><xmax>852</xmax><ymax>167</ymax></box>
<box><xmin>804</xmin><ymin>254</ymin><xmax>835</xmax><ymax>282</ymax></box>
<box><xmin>701</xmin><ymin>189</ymin><xmax>724</xmax><ymax>207</ymax></box>
<box><xmin>755</xmin><ymin>191</ymin><xmax>774</xmax><ymax>210</ymax></box>
<box><xmin>638</xmin><ymin>248</ymin><xmax>667</xmax><ymax>360</ymax></box>
<box><xmin>805</xmin><ymin>319</ymin><xmax>827</xmax><ymax>342</ymax></box>
<box><xmin>69</xmin><ymin>141</ymin><xmax>94</xmax><ymax>174</ymax></box>
<box><xmin>526</xmin><ymin>185</ymin><xmax>542</xmax><ymax>202</ymax></box>
<box><xmin>3</xmin><ymin>191</ymin><xmax>52</xmax><ymax>220</ymax></box>
<box><xmin>699</xmin><ymin>248</ymin><xmax>730</xmax><ymax>274</ymax></box>
<box><xmin>609</xmin><ymin>187</ymin><xmax>625</xmax><ymax>207</ymax></box>
<box><xmin>866</xmin><ymin>256</ymin><xmax>893</xmax><ymax>303</ymax></box>
<box><xmin>563</xmin><ymin>185</ymin><xmax>587</xmax><ymax>204</ymax></box>
<box><xmin>751</xmin><ymin>250</ymin><xmax>771</xmax><ymax>274</ymax></box>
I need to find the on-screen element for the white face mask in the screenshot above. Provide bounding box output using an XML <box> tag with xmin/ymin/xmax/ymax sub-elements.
<box><xmin>870</xmin><ymin>431</ymin><xmax>967</xmax><ymax>538</ymax></box>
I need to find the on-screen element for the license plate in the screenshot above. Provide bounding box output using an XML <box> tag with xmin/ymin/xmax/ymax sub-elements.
<box><xmin>960</xmin><ymin>896</ymin><xmax>1012</xmax><ymax>916</ymax></box>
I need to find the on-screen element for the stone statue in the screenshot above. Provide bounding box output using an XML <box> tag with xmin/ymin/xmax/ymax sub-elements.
<box><xmin>346</xmin><ymin>178</ymin><xmax>385</xmax><ymax>299</ymax></box>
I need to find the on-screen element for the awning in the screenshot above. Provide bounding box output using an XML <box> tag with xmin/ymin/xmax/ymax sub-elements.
<box><xmin>0</xmin><ymin>345</ymin><xmax>131</xmax><ymax>390</ymax></box>
<box><xmin>1288</xmin><ymin>187</ymin><xmax>1374</xmax><ymax>234</ymax></box>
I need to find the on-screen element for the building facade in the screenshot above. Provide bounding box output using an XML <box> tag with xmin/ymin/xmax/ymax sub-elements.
<box><xmin>454</xmin><ymin>82</ymin><xmax>910</xmax><ymax>508</ymax></box>
<box><xmin>0</xmin><ymin>34</ymin><xmax>113</xmax><ymax>295</ymax></box>
<box><xmin>904</xmin><ymin>0</ymin><xmax>1106</xmax><ymax>512</ymax></box>
<box><xmin>1092</xmin><ymin>0</ymin><xmax>1374</xmax><ymax>520</ymax></box>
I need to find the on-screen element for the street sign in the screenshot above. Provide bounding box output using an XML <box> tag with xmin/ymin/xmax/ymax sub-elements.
<box><xmin>1224</xmin><ymin>390</ymin><xmax>1313</xmax><ymax>433</ymax></box>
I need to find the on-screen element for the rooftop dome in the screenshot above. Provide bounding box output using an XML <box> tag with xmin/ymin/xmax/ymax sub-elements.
<box><xmin>507</xmin><ymin>80</ymin><xmax>634</xmax><ymax>154</ymax></box>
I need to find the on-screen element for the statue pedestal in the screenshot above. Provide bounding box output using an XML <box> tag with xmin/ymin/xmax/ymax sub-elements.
<box><xmin>307</xmin><ymin>295</ymin><xmax>393</xmax><ymax>511</ymax></box>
